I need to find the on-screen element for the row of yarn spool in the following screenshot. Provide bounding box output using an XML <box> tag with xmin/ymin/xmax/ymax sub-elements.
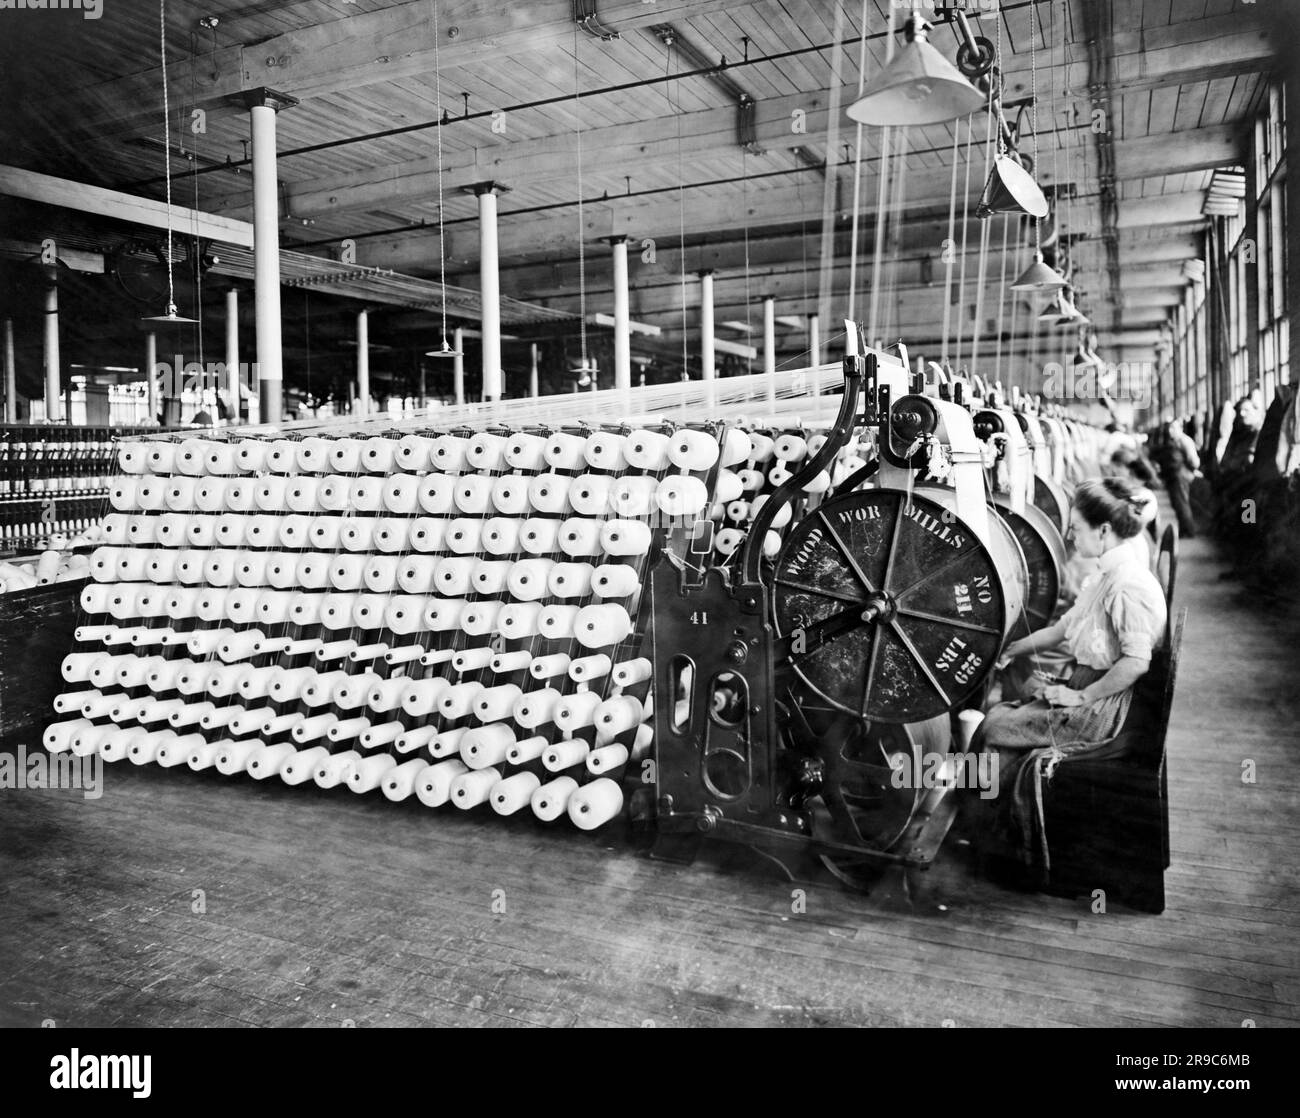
<box><xmin>44</xmin><ymin>424</ymin><xmax>752</xmax><ymax>831</ymax></box>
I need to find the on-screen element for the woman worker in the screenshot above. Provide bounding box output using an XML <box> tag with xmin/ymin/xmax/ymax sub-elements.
<box><xmin>975</xmin><ymin>476</ymin><xmax>1168</xmax><ymax>875</ymax></box>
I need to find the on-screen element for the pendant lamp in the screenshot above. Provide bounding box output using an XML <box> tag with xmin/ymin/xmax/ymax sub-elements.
<box><xmin>425</xmin><ymin>0</ymin><xmax>461</xmax><ymax>359</ymax></box>
<box><xmin>1012</xmin><ymin>251</ymin><xmax>1068</xmax><ymax>291</ymax></box>
<box><xmin>845</xmin><ymin>12</ymin><xmax>985</xmax><ymax>127</ymax></box>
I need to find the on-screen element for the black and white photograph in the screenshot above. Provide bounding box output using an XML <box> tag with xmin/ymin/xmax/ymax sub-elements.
<box><xmin>0</xmin><ymin>0</ymin><xmax>1295</xmax><ymax>1064</ymax></box>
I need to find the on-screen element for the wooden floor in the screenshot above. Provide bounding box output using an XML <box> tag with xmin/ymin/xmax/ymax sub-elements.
<box><xmin>2</xmin><ymin>535</ymin><xmax>1298</xmax><ymax>1028</ymax></box>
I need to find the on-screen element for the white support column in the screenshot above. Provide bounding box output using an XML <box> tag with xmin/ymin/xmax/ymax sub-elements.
<box><xmin>145</xmin><ymin>332</ymin><xmax>158</xmax><ymax>425</ymax></box>
<box><xmin>356</xmin><ymin>308</ymin><xmax>370</xmax><ymax>417</ymax></box>
<box><xmin>809</xmin><ymin>313</ymin><xmax>822</xmax><ymax>365</ymax></box>
<box><xmin>762</xmin><ymin>295</ymin><xmax>776</xmax><ymax>402</ymax></box>
<box><xmin>606</xmin><ymin>235</ymin><xmax>632</xmax><ymax>392</ymax></box>
<box><xmin>699</xmin><ymin>270</ymin><xmax>716</xmax><ymax>383</ymax></box>
<box><xmin>529</xmin><ymin>343</ymin><xmax>540</xmax><ymax>398</ymax></box>
<box><xmin>239</xmin><ymin>88</ymin><xmax>298</xmax><ymax>425</ymax></box>
<box><xmin>3</xmin><ymin>318</ymin><xmax>15</xmax><ymax>424</ymax></box>
<box><xmin>43</xmin><ymin>269</ymin><xmax>60</xmax><ymax>422</ymax></box>
<box><xmin>468</xmin><ymin>181</ymin><xmax>508</xmax><ymax>402</ymax></box>
<box><xmin>224</xmin><ymin>287</ymin><xmax>239</xmax><ymax>422</ymax></box>
<box><xmin>452</xmin><ymin>327</ymin><xmax>465</xmax><ymax>405</ymax></box>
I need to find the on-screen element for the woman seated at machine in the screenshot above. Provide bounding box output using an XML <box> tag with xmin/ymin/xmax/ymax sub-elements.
<box><xmin>974</xmin><ymin>477</ymin><xmax>1168</xmax><ymax>873</ymax></box>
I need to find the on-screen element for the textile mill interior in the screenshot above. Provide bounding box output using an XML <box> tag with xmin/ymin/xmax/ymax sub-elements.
<box><xmin>0</xmin><ymin>0</ymin><xmax>1297</xmax><ymax>1039</ymax></box>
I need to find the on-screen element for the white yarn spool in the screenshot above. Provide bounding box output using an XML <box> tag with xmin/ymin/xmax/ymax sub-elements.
<box><xmin>584</xmin><ymin>430</ymin><xmax>627</xmax><ymax>471</ymax></box>
<box><xmin>362</xmin><ymin>437</ymin><xmax>397</xmax><ymax>474</ymax></box>
<box><xmin>80</xmin><ymin>689</ymin><xmax>120</xmax><ymax>718</ymax></box>
<box><xmin>201</xmin><ymin>549</ymin><xmax>238</xmax><ymax>587</ymax></box>
<box><xmin>397</xmin><ymin>555</ymin><xmax>437</xmax><ymax>594</ymax></box>
<box><xmin>599</xmin><ymin>519</ymin><xmax>652</xmax><ymax>556</ymax></box>
<box><xmin>362</xmin><ymin>555</ymin><xmax>400</xmax><ymax>593</ymax></box>
<box><xmin>428</xmin><ymin>726</ymin><xmax>468</xmax><ymax>759</ymax></box>
<box><xmin>504</xmin><ymin>432</ymin><xmax>547</xmax><ymax>471</ymax></box>
<box><xmin>460</xmin><ymin>723</ymin><xmax>515</xmax><ymax>770</ymax></box>
<box><xmin>114</xmin><ymin>548</ymin><xmax>149</xmax><ymax>582</ymax></box>
<box><xmin>90</xmin><ymin>546</ymin><xmax>122</xmax><ymax>581</ymax></box>
<box><xmin>591</xmin><ymin>563</ymin><xmax>640</xmax><ymax>598</ymax></box>
<box><xmin>142</xmin><ymin>513</ymin><xmax>178</xmax><ymax>547</ymax></box>
<box><xmin>450</xmin><ymin>767</ymin><xmax>500</xmax><ymax>809</ymax></box>
<box><xmin>490</xmin><ymin>771</ymin><xmax>541</xmax><ymax>816</ymax></box>
<box><xmin>396</xmin><ymin>434</ymin><xmax>436</xmax><ymax>472</ymax></box>
<box><xmin>612</xmin><ymin>657</ymin><xmax>652</xmax><ymax>686</ymax></box>
<box><xmin>773</xmin><ymin>433</ymin><xmax>808</xmax><ymax>462</ymax></box>
<box><xmin>537</xmin><ymin>604</ymin><xmax>579</xmax><ymax>640</ymax></box>
<box><xmin>352</xmin><ymin>594</ymin><xmax>389</xmax><ymax>630</ymax></box>
<box><xmin>624</xmin><ymin>429</ymin><xmax>671</xmax><ymax>470</ymax></box>
<box><xmin>721</xmin><ymin>427</ymin><xmax>754</xmax><ymax>467</ymax></box>
<box><xmin>157</xmin><ymin>732</ymin><xmax>203</xmax><ymax>768</ymax></box>
<box><xmin>175</xmin><ymin>663</ymin><xmax>217</xmax><ymax>699</ymax></box>
<box><xmin>439</xmin><ymin>681</ymin><xmax>484</xmax><ymax>720</ymax></box>
<box><xmin>434</xmin><ymin>556</ymin><xmax>475</xmax><ymax>596</ymax></box>
<box><xmin>531</xmin><ymin>775</ymin><xmax>579</xmax><ymax>821</ymax></box>
<box><xmin>147</xmin><ymin>657</ymin><xmax>190</xmax><ymax>693</ymax></box>
<box><xmin>295</xmin><ymin>436</ymin><xmax>332</xmax><ymax>473</ymax></box>
<box><xmin>100</xmin><ymin>513</ymin><xmax>130</xmax><ymax>545</ymax></box>
<box><xmin>587</xmin><ymin>743</ymin><xmax>629</xmax><ymax>775</ymax></box>
<box><xmin>490</xmin><ymin>474</ymin><xmax>530</xmax><ymax>516</ymax></box>
<box><xmin>372</xmin><ymin>518</ymin><xmax>411</xmax><ymax>554</ymax></box>
<box><xmin>445</xmin><ymin>519</ymin><xmax>482</xmax><ymax>555</ymax></box>
<box><xmin>276</xmin><ymin>514</ymin><xmax>313</xmax><ymax>549</ymax></box>
<box><xmin>229</xmin><ymin>707</ymin><xmax>271</xmax><ymax>736</ymax></box>
<box><xmin>304</xmin><ymin>516</ymin><xmax>342</xmax><ymax>552</ymax></box>
<box><xmin>43</xmin><ymin>719</ymin><xmax>83</xmax><ymax>753</ymax></box>
<box><xmin>267</xmin><ymin>666</ymin><xmax>312</xmax><ymax>703</ymax></box>
<box><xmin>280</xmin><ymin>746</ymin><xmax>329</xmax><ymax>785</ymax></box>
<box><xmin>409</xmin><ymin>517</ymin><xmax>449</xmax><ymax>553</ymax></box>
<box><xmin>221</xmin><ymin>477</ymin><xmax>256</xmax><ymax>513</ymax></box>
<box><xmin>802</xmin><ymin>470</ymin><xmax>831</xmax><ymax>495</ymax></box>
<box><xmin>466</xmin><ymin>432</ymin><xmax>508</xmax><ymax>471</ymax></box>
<box><xmin>431</xmin><ymin>434</ymin><xmax>469</xmax><ymax>472</ymax></box>
<box><xmin>381</xmin><ymin>758</ymin><xmax>428</xmax><ymax>801</ymax></box>
<box><xmin>656</xmin><ymin>475</ymin><xmax>710</xmax><ymax>517</ymax></box>
<box><xmin>133</xmin><ymin>476</ymin><xmax>167</xmax><ymax>511</ymax></box>
<box><xmin>234</xmin><ymin>552</ymin><xmax>270</xmax><ymax>588</ymax></box>
<box><xmin>714</xmin><ymin>469</ymin><xmax>744</xmax><ymax>503</ymax></box>
<box><xmin>175</xmin><ymin>439</ymin><xmax>210</xmax><ymax>476</ymax></box>
<box><xmin>300</xmin><ymin>668</ymin><xmax>348</xmax><ymax>707</ymax></box>
<box><xmin>216</xmin><ymin>739</ymin><xmax>261</xmax><ymax>776</ymax></box>
<box><xmin>383</xmin><ymin>643</ymin><xmax>425</xmax><ymax>666</ymax></box>
<box><xmin>570</xmin><ymin>474</ymin><xmax>613</xmax><ymax>516</ymax></box>
<box><xmin>609</xmin><ymin>475</ymin><xmax>658</xmax><ymax>517</ymax></box>
<box><xmin>543</xmin><ymin>738</ymin><xmax>590</xmax><ymax>771</ymax></box>
<box><xmin>482</xmin><ymin>517</ymin><xmax>522</xmax><ymax>556</ymax></box>
<box><xmin>248</xmin><ymin>742</ymin><xmax>298</xmax><ymax>780</ymax></box>
<box><xmin>185</xmin><ymin>737</ymin><xmax>223</xmax><ymax>771</ymax></box>
<box><xmin>668</xmin><ymin>428</ymin><xmax>720</xmax><ymax>471</ymax></box>
<box><xmin>212</xmin><ymin>512</ymin><xmax>247</xmax><ymax>548</ymax></box>
<box><xmin>747</xmin><ymin>431</ymin><xmax>776</xmax><ymax>462</ymax></box>
<box><xmin>527</xmin><ymin>473</ymin><xmax>571</xmax><ymax>515</ymax></box>
<box><xmin>574</xmin><ymin>603</ymin><xmax>632</xmax><ymax>649</ymax></box>
<box><xmin>128</xmin><ymin>729</ymin><xmax>173</xmax><ymax>766</ymax></box>
<box><xmin>529</xmin><ymin>653</ymin><xmax>571</xmax><ymax>681</ymax></box>
<box><xmin>318</xmin><ymin>591</ymin><xmax>358</xmax><ymax>631</ymax></box>
<box><xmin>512</xmin><ymin>687</ymin><xmax>562</xmax><ymax>728</ymax></box>
<box><xmin>460</xmin><ymin>600</ymin><xmax>501</xmax><ymax>637</ymax></box>
<box><xmin>597</xmin><ymin>695</ymin><xmax>643</xmax><ymax>736</ymax></box>
<box><xmin>349</xmin><ymin>476</ymin><xmax>385</xmax><ymax>514</ymax></box>
<box><xmin>236</xmin><ymin>438</ymin><xmax>273</xmax><ymax>476</ymax></box>
<box><xmin>506</xmin><ymin>557</ymin><xmax>552</xmax><ymax>600</ymax></box>
<box><xmin>401</xmin><ymin>677</ymin><xmax>451</xmax><ymax>718</ymax></box>
<box><xmin>415</xmin><ymin>759</ymin><xmax>469</xmax><ymax>807</ymax></box>
<box><xmin>346</xmin><ymin>752</ymin><xmax>396</xmax><ymax>792</ymax></box>
<box><xmin>254</xmin><ymin>589</ymin><xmax>295</xmax><ymax>625</ymax></box>
<box><xmin>105</xmin><ymin>585</ymin><xmax>141</xmax><ymax>621</ymax></box>
<box><xmin>474</xmin><ymin>683</ymin><xmax>522</xmax><ymax>723</ymax></box>
<box><xmin>252</xmin><ymin>474</ymin><xmax>289</xmax><ymax>512</ymax></box>
<box><xmin>492</xmin><ymin>651</ymin><xmax>532</xmax><ymax>674</ymax></box>
<box><xmin>118</xmin><ymin>443</ymin><xmax>151</xmax><ymax>474</ymax></box>
<box><xmin>109</xmin><ymin>477</ymin><xmax>138</xmax><ymax>512</ymax></box>
<box><xmin>80</xmin><ymin>583</ymin><xmax>114</xmax><ymax>615</ymax></box>
<box><xmin>195</xmin><ymin>589</ymin><xmax>230</xmax><ymax>623</ymax></box>
<box><xmin>569</xmin><ymin>654</ymin><xmax>611</xmax><ymax>682</ymax></box>
<box><xmin>545</xmin><ymin>561</ymin><xmax>593</xmax><ymax>599</ymax></box>
<box><xmin>284</xmin><ymin>475</ymin><xmax>321</xmax><ymax>513</ymax></box>
<box><xmin>127</xmin><ymin>515</ymin><xmax>160</xmax><ymax>546</ymax></box>
<box><xmin>497</xmin><ymin>601</ymin><xmax>542</xmax><ymax>639</ymax></box>
<box><xmin>417</xmin><ymin>473</ymin><xmax>455</xmax><ymax>515</ymax></box>
<box><xmin>387</xmin><ymin>594</ymin><xmax>433</xmax><ymax>634</ymax></box>
<box><xmin>340</xmin><ymin>518</ymin><xmax>377</xmax><ymax>553</ymax></box>
<box><xmin>767</xmin><ymin>463</ymin><xmax>794</xmax><ymax>488</ymax></box>
<box><xmin>806</xmin><ymin>432</ymin><xmax>829</xmax><ymax>456</ymax></box>
<box><xmin>165</xmin><ymin>475</ymin><xmax>200</xmax><ymax>511</ymax></box>
<box><xmin>147</xmin><ymin>441</ymin><xmax>179</xmax><ymax>474</ymax></box>
<box><xmin>507</xmin><ymin>735</ymin><xmax>549</xmax><ymax>764</ymax></box>
<box><xmin>328</xmin><ymin>553</ymin><xmax>367</xmax><ymax>591</ymax></box>
<box><xmin>554</xmin><ymin>690</ymin><xmax>602</xmax><ymax>732</ymax></box>
<box><xmin>471</xmin><ymin>559</ymin><xmax>511</xmax><ymax>595</ymax></box>
<box><xmin>725</xmin><ymin>500</ymin><xmax>750</xmax><ymax>523</ymax></box>
<box><xmin>293</xmin><ymin>713</ymin><xmax>339</xmax><ymax>742</ymax></box>
<box><xmin>544</xmin><ymin>431</ymin><xmax>587</xmax><ymax>471</ymax></box>
<box><xmin>265</xmin><ymin>439</ymin><xmax>298</xmax><ymax>474</ymax></box>
<box><xmin>762</xmin><ymin>530</ymin><xmax>782</xmax><ymax>557</ymax></box>
<box><xmin>453</xmin><ymin>647</ymin><xmax>494</xmax><ymax>673</ymax></box>
<box><xmin>558</xmin><ymin>517</ymin><xmax>602</xmax><ymax>557</ymax></box>
<box><xmin>509</xmin><ymin>518</ymin><xmax>554</xmax><ymax>555</ymax></box>
<box><xmin>362</xmin><ymin>722</ymin><xmax>404</xmax><ymax>749</ymax></box>
<box><xmin>313</xmin><ymin>749</ymin><xmax>361</xmax><ymax>788</ymax></box>
<box><xmin>329</xmin><ymin>438</ymin><xmax>365</xmax><ymax>473</ymax></box>
<box><xmin>368</xmin><ymin>677</ymin><xmax>408</xmax><ymax>713</ymax></box>
<box><xmin>568</xmin><ymin>778</ymin><xmax>624</xmax><ymax>830</ymax></box>
<box><xmin>737</xmin><ymin>467</ymin><xmax>765</xmax><ymax>493</ymax></box>
<box><xmin>382</xmin><ymin>473</ymin><xmax>420</xmax><ymax>515</ymax></box>
<box><xmin>135</xmin><ymin>587</ymin><xmax>170</xmax><ymax>619</ymax></box>
<box><xmin>317</xmin><ymin>476</ymin><xmax>351</xmax><ymax>512</ymax></box>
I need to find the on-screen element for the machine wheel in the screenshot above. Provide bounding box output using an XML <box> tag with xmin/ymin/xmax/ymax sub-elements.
<box><xmin>991</xmin><ymin>496</ymin><xmax>1066</xmax><ymax>634</ymax></box>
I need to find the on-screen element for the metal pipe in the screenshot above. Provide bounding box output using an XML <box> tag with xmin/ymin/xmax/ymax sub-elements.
<box><xmin>43</xmin><ymin>269</ymin><xmax>60</xmax><ymax>422</ymax></box>
<box><xmin>248</xmin><ymin>95</ymin><xmax>291</xmax><ymax>424</ymax></box>
<box><xmin>356</xmin><ymin>308</ymin><xmax>370</xmax><ymax>417</ymax></box>
<box><xmin>762</xmin><ymin>295</ymin><xmax>776</xmax><ymax>401</ymax></box>
<box><xmin>224</xmin><ymin>288</ymin><xmax>239</xmax><ymax>422</ymax></box>
<box><xmin>809</xmin><ymin>313</ymin><xmax>821</xmax><ymax>366</ymax></box>
<box><xmin>609</xmin><ymin>236</ymin><xmax>631</xmax><ymax>392</ymax></box>
<box><xmin>453</xmin><ymin>326</ymin><xmax>465</xmax><ymax>405</ymax></box>
<box><xmin>145</xmin><ymin>332</ymin><xmax>157</xmax><ymax>424</ymax></box>
<box><xmin>529</xmin><ymin>342</ymin><xmax>540</xmax><ymax>398</ymax></box>
<box><xmin>700</xmin><ymin>270</ymin><xmax>716</xmax><ymax>397</ymax></box>
<box><xmin>475</xmin><ymin>184</ymin><xmax>503</xmax><ymax>402</ymax></box>
<box><xmin>3</xmin><ymin>318</ymin><xmax>15</xmax><ymax>423</ymax></box>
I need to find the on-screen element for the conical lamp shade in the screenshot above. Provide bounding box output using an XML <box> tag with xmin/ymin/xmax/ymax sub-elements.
<box><xmin>1011</xmin><ymin>252</ymin><xmax>1067</xmax><ymax>292</ymax></box>
<box><xmin>139</xmin><ymin>303</ymin><xmax>198</xmax><ymax>327</ymax></box>
<box><xmin>977</xmin><ymin>154</ymin><xmax>1050</xmax><ymax>219</ymax></box>
<box><xmin>425</xmin><ymin>339</ymin><xmax>462</xmax><ymax>358</ymax></box>
<box><xmin>846</xmin><ymin>16</ymin><xmax>985</xmax><ymax>127</ymax></box>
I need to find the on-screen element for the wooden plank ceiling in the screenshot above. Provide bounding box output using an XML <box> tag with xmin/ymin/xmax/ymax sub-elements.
<box><xmin>0</xmin><ymin>0</ymin><xmax>1279</xmax><ymax>404</ymax></box>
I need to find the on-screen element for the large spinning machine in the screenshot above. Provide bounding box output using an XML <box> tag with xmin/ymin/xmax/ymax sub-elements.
<box><xmin>40</xmin><ymin>346</ymin><xmax>1086</xmax><ymax>889</ymax></box>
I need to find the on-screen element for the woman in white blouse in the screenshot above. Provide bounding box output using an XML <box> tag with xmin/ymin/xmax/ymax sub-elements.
<box><xmin>974</xmin><ymin>477</ymin><xmax>1169</xmax><ymax>872</ymax></box>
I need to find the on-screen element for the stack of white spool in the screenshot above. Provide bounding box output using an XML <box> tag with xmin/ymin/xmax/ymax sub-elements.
<box><xmin>44</xmin><ymin>425</ymin><xmax>720</xmax><ymax>833</ymax></box>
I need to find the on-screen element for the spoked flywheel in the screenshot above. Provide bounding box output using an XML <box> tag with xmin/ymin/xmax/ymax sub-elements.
<box><xmin>992</xmin><ymin>495</ymin><xmax>1066</xmax><ymax>635</ymax></box>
